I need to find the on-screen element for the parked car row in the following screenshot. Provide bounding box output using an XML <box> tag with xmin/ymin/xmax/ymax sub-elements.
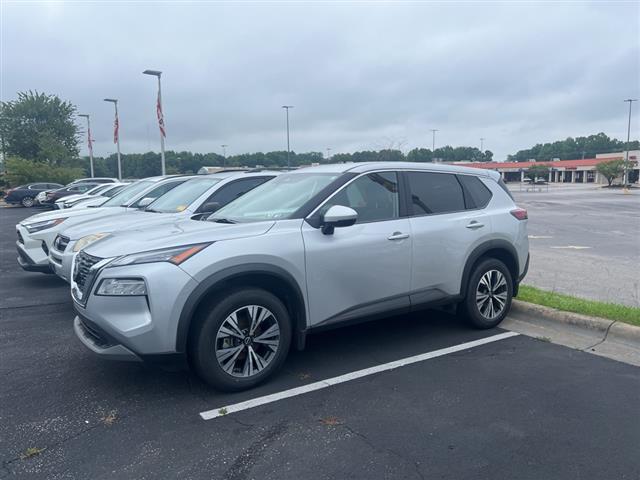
<box><xmin>4</xmin><ymin>177</ymin><xmax>119</xmax><ymax>208</ymax></box>
<box><xmin>15</xmin><ymin>163</ymin><xmax>529</xmax><ymax>391</ymax></box>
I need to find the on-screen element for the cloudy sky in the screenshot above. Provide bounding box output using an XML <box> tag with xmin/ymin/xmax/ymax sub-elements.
<box><xmin>2</xmin><ymin>1</ymin><xmax>639</xmax><ymax>161</ymax></box>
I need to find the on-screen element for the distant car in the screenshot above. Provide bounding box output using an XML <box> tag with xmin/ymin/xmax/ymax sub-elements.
<box><xmin>40</xmin><ymin>183</ymin><xmax>100</xmax><ymax>207</ymax></box>
<box><xmin>4</xmin><ymin>183</ymin><xmax>64</xmax><ymax>207</ymax></box>
<box><xmin>54</xmin><ymin>183</ymin><xmax>128</xmax><ymax>210</ymax></box>
<box><xmin>16</xmin><ymin>176</ymin><xmax>193</xmax><ymax>273</ymax></box>
<box><xmin>70</xmin><ymin>177</ymin><xmax>118</xmax><ymax>185</ymax></box>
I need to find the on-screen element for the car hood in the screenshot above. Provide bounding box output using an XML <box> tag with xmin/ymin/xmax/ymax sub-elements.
<box><xmin>61</xmin><ymin>211</ymin><xmax>187</xmax><ymax>240</ymax></box>
<box><xmin>84</xmin><ymin>219</ymin><xmax>276</xmax><ymax>258</ymax></box>
<box><xmin>20</xmin><ymin>206</ymin><xmax>128</xmax><ymax>225</ymax></box>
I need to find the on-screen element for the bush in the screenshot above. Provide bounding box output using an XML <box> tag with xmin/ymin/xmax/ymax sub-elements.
<box><xmin>4</xmin><ymin>157</ymin><xmax>84</xmax><ymax>187</ymax></box>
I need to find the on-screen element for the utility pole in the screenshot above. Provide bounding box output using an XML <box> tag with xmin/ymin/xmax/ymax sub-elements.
<box><xmin>221</xmin><ymin>144</ymin><xmax>228</xmax><ymax>168</ymax></box>
<box><xmin>282</xmin><ymin>106</ymin><xmax>294</xmax><ymax>169</ymax></box>
<box><xmin>429</xmin><ymin>129</ymin><xmax>438</xmax><ymax>152</ymax></box>
<box><xmin>623</xmin><ymin>99</ymin><xmax>638</xmax><ymax>187</ymax></box>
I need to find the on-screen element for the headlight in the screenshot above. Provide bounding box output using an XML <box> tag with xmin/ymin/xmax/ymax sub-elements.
<box><xmin>108</xmin><ymin>242</ymin><xmax>212</xmax><ymax>267</ymax></box>
<box><xmin>73</xmin><ymin>233</ymin><xmax>110</xmax><ymax>252</ymax></box>
<box><xmin>96</xmin><ymin>278</ymin><xmax>147</xmax><ymax>296</ymax></box>
<box><xmin>24</xmin><ymin>218</ymin><xmax>66</xmax><ymax>233</ymax></box>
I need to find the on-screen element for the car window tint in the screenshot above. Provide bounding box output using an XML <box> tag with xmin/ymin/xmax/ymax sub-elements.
<box><xmin>128</xmin><ymin>181</ymin><xmax>185</xmax><ymax>208</ymax></box>
<box><xmin>407</xmin><ymin>172</ymin><xmax>465</xmax><ymax>215</ymax></box>
<box><xmin>321</xmin><ymin>172</ymin><xmax>399</xmax><ymax>223</ymax></box>
<box><xmin>457</xmin><ymin>175</ymin><xmax>492</xmax><ymax>209</ymax></box>
<box><xmin>199</xmin><ymin>177</ymin><xmax>270</xmax><ymax>212</ymax></box>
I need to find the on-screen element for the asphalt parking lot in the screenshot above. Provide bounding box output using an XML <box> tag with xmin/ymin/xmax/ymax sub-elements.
<box><xmin>1</xmin><ymin>206</ymin><xmax>639</xmax><ymax>479</ymax></box>
<box><xmin>512</xmin><ymin>184</ymin><xmax>640</xmax><ymax>306</ymax></box>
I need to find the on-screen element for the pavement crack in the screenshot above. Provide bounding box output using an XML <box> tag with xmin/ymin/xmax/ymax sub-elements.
<box><xmin>583</xmin><ymin>320</ymin><xmax>617</xmax><ymax>351</ymax></box>
<box><xmin>343</xmin><ymin>424</ymin><xmax>425</xmax><ymax>480</ymax></box>
<box><xmin>222</xmin><ymin>421</ymin><xmax>288</xmax><ymax>480</ymax></box>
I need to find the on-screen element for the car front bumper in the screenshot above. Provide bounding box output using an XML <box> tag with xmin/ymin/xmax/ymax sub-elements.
<box><xmin>15</xmin><ymin>225</ymin><xmax>55</xmax><ymax>272</ymax></box>
<box><xmin>72</xmin><ymin>260</ymin><xmax>199</xmax><ymax>360</ymax></box>
<box><xmin>49</xmin><ymin>239</ymin><xmax>75</xmax><ymax>282</ymax></box>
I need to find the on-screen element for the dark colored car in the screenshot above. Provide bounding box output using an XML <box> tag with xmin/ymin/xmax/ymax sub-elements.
<box><xmin>40</xmin><ymin>183</ymin><xmax>100</xmax><ymax>207</ymax></box>
<box><xmin>4</xmin><ymin>183</ymin><xmax>64</xmax><ymax>207</ymax></box>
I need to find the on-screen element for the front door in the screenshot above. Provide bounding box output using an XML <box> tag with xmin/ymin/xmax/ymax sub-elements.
<box><xmin>302</xmin><ymin>171</ymin><xmax>412</xmax><ymax>328</ymax></box>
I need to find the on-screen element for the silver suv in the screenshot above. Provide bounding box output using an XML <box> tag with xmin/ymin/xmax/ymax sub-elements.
<box><xmin>72</xmin><ymin>162</ymin><xmax>529</xmax><ymax>391</ymax></box>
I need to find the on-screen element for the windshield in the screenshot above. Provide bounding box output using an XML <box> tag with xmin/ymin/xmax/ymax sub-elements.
<box><xmin>86</xmin><ymin>184</ymin><xmax>111</xmax><ymax>195</ymax></box>
<box><xmin>103</xmin><ymin>185</ymin><xmax>126</xmax><ymax>197</ymax></box>
<box><xmin>146</xmin><ymin>177</ymin><xmax>221</xmax><ymax>213</ymax></box>
<box><xmin>101</xmin><ymin>181</ymin><xmax>154</xmax><ymax>207</ymax></box>
<box><xmin>209</xmin><ymin>172</ymin><xmax>340</xmax><ymax>222</ymax></box>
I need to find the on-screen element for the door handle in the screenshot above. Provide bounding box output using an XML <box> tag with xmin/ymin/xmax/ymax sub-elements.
<box><xmin>388</xmin><ymin>232</ymin><xmax>410</xmax><ymax>240</ymax></box>
<box><xmin>466</xmin><ymin>221</ymin><xmax>485</xmax><ymax>230</ymax></box>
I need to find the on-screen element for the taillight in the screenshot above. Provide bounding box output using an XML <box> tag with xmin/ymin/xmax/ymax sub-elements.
<box><xmin>510</xmin><ymin>208</ymin><xmax>528</xmax><ymax>220</ymax></box>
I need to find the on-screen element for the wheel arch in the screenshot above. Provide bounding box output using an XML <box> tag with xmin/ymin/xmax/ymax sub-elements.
<box><xmin>176</xmin><ymin>263</ymin><xmax>307</xmax><ymax>353</ymax></box>
<box><xmin>460</xmin><ymin>240</ymin><xmax>520</xmax><ymax>298</ymax></box>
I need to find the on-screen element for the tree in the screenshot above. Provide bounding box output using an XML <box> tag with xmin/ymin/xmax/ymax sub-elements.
<box><xmin>0</xmin><ymin>91</ymin><xmax>79</xmax><ymax>165</ymax></box>
<box><xmin>4</xmin><ymin>157</ymin><xmax>83</xmax><ymax>186</ymax></box>
<box><xmin>595</xmin><ymin>159</ymin><xmax>625</xmax><ymax>186</ymax></box>
<box><xmin>507</xmin><ymin>133</ymin><xmax>640</xmax><ymax>162</ymax></box>
<box><xmin>525</xmin><ymin>164</ymin><xmax>550</xmax><ymax>182</ymax></box>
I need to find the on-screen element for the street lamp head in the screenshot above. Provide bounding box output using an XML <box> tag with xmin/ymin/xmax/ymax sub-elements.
<box><xmin>282</xmin><ymin>105</ymin><xmax>294</xmax><ymax>109</ymax></box>
<box><xmin>143</xmin><ymin>69</ymin><xmax>162</xmax><ymax>77</ymax></box>
<box><xmin>103</xmin><ymin>98</ymin><xmax>117</xmax><ymax>103</ymax></box>
<box><xmin>78</xmin><ymin>114</ymin><xmax>89</xmax><ymax>118</ymax></box>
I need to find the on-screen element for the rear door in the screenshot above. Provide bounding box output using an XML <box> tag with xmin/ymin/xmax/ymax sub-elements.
<box><xmin>302</xmin><ymin>171</ymin><xmax>413</xmax><ymax>327</ymax></box>
<box><xmin>405</xmin><ymin>171</ymin><xmax>493</xmax><ymax>301</ymax></box>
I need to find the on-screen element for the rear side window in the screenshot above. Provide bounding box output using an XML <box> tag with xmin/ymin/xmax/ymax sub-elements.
<box><xmin>457</xmin><ymin>175</ymin><xmax>492</xmax><ymax>209</ymax></box>
<box><xmin>407</xmin><ymin>172</ymin><xmax>465</xmax><ymax>215</ymax></box>
<box><xmin>498</xmin><ymin>178</ymin><xmax>515</xmax><ymax>200</ymax></box>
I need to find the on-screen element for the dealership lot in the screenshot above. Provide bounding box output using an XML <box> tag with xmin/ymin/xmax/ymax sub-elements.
<box><xmin>513</xmin><ymin>184</ymin><xmax>640</xmax><ymax>306</ymax></box>
<box><xmin>1</xmin><ymin>207</ymin><xmax>639</xmax><ymax>479</ymax></box>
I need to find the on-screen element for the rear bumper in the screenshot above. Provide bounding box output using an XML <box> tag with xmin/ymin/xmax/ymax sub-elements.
<box><xmin>518</xmin><ymin>253</ymin><xmax>530</xmax><ymax>283</ymax></box>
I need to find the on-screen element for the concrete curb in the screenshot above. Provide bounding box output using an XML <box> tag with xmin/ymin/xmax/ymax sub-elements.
<box><xmin>510</xmin><ymin>300</ymin><xmax>614</xmax><ymax>333</ymax></box>
<box><xmin>504</xmin><ymin>300</ymin><xmax>640</xmax><ymax>367</ymax></box>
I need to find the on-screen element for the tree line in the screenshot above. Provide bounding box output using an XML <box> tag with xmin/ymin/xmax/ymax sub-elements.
<box><xmin>507</xmin><ymin>132</ymin><xmax>639</xmax><ymax>162</ymax></box>
<box><xmin>1</xmin><ymin>91</ymin><xmax>637</xmax><ymax>185</ymax></box>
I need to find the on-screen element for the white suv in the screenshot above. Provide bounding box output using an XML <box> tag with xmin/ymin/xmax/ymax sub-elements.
<box><xmin>72</xmin><ymin>163</ymin><xmax>529</xmax><ymax>391</ymax></box>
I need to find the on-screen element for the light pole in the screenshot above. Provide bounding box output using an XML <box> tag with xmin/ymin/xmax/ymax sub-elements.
<box><xmin>282</xmin><ymin>105</ymin><xmax>294</xmax><ymax>169</ymax></box>
<box><xmin>78</xmin><ymin>114</ymin><xmax>94</xmax><ymax>177</ymax></box>
<box><xmin>326</xmin><ymin>147</ymin><xmax>332</xmax><ymax>163</ymax></box>
<box><xmin>143</xmin><ymin>70</ymin><xmax>166</xmax><ymax>175</ymax></box>
<box><xmin>103</xmin><ymin>98</ymin><xmax>122</xmax><ymax>180</ymax></box>
<box><xmin>221</xmin><ymin>144</ymin><xmax>228</xmax><ymax>168</ymax></box>
<box><xmin>480</xmin><ymin>137</ymin><xmax>485</xmax><ymax>151</ymax></box>
<box><xmin>623</xmin><ymin>99</ymin><xmax>638</xmax><ymax>186</ymax></box>
<box><xmin>429</xmin><ymin>129</ymin><xmax>438</xmax><ymax>152</ymax></box>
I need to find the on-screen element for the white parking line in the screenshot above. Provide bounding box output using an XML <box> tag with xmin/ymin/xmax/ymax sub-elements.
<box><xmin>550</xmin><ymin>245</ymin><xmax>591</xmax><ymax>250</ymax></box>
<box><xmin>199</xmin><ymin>331</ymin><xmax>520</xmax><ymax>420</ymax></box>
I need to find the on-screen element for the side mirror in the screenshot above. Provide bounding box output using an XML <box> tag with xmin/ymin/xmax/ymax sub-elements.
<box><xmin>321</xmin><ymin>205</ymin><xmax>357</xmax><ymax>235</ymax></box>
<box><xmin>199</xmin><ymin>201</ymin><xmax>221</xmax><ymax>213</ymax></box>
<box><xmin>137</xmin><ymin>197</ymin><xmax>154</xmax><ymax>208</ymax></box>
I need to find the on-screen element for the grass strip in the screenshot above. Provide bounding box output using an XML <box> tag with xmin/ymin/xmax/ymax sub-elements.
<box><xmin>518</xmin><ymin>285</ymin><xmax>640</xmax><ymax>327</ymax></box>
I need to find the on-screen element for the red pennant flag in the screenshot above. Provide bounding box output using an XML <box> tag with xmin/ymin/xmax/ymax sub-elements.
<box><xmin>157</xmin><ymin>92</ymin><xmax>166</xmax><ymax>138</ymax></box>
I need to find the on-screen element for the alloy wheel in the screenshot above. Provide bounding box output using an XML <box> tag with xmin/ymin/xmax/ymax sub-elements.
<box><xmin>22</xmin><ymin>197</ymin><xmax>34</xmax><ymax>207</ymax></box>
<box><xmin>215</xmin><ymin>305</ymin><xmax>280</xmax><ymax>378</ymax></box>
<box><xmin>475</xmin><ymin>269</ymin><xmax>508</xmax><ymax>319</ymax></box>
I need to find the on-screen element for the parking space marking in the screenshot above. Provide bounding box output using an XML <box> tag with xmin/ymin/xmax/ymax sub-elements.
<box><xmin>550</xmin><ymin>245</ymin><xmax>591</xmax><ymax>250</ymax></box>
<box><xmin>199</xmin><ymin>331</ymin><xmax>519</xmax><ymax>420</ymax></box>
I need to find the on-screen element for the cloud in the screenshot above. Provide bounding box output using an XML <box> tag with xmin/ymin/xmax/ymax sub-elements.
<box><xmin>2</xmin><ymin>1</ymin><xmax>639</xmax><ymax>161</ymax></box>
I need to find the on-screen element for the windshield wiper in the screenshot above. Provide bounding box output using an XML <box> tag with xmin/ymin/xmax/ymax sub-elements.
<box><xmin>211</xmin><ymin>217</ymin><xmax>237</xmax><ymax>224</ymax></box>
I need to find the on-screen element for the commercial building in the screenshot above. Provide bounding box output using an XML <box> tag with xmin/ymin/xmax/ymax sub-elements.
<box><xmin>458</xmin><ymin>151</ymin><xmax>639</xmax><ymax>184</ymax></box>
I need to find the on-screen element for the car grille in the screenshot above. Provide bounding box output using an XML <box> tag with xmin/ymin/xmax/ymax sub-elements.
<box><xmin>74</xmin><ymin>251</ymin><xmax>102</xmax><ymax>291</ymax></box>
<box><xmin>54</xmin><ymin>234</ymin><xmax>70</xmax><ymax>252</ymax></box>
<box><xmin>17</xmin><ymin>230</ymin><xmax>24</xmax><ymax>244</ymax></box>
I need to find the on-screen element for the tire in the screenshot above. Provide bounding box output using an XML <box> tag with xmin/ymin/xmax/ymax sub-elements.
<box><xmin>460</xmin><ymin>258</ymin><xmax>513</xmax><ymax>329</ymax></box>
<box><xmin>191</xmin><ymin>288</ymin><xmax>292</xmax><ymax>391</ymax></box>
<box><xmin>21</xmin><ymin>196</ymin><xmax>34</xmax><ymax>208</ymax></box>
